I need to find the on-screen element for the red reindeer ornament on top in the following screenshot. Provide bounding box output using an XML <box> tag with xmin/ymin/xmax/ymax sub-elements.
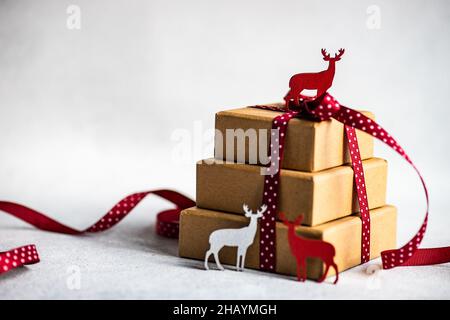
<box><xmin>284</xmin><ymin>48</ymin><xmax>345</xmax><ymax>107</ymax></box>
<box><xmin>279</xmin><ymin>213</ymin><xmax>339</xmax><ymax>284</ymax></box>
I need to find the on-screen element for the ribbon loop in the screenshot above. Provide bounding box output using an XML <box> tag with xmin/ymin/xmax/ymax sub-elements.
<box><xmin>286</xmin><ymin>93</ymin><xmax>341</xmax><ymax>121</ymax></box>
<box><xmin>0</xmin><ymin>245</ymin><xmax>39</xmax><ymax>275</ymax></box>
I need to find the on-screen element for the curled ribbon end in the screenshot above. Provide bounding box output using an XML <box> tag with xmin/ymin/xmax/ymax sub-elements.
<box><xmin>0</xmin><ymin>244</ymin><xmax>40</xmax><ymax>275</ymax></box>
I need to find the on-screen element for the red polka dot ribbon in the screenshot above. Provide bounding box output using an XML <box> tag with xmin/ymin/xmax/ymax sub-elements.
<box><xmin>253</xmin><ymin>92</ymin><xmax>450</xmax><ymax>271</ymax></box>
<box><xmin>0</xmin><ymin>245</ymin><xmax>39</xmax><ymax>275</ymax></box>
<box><xmin>259</xmin><ymin>110</ymin><xmax>299</xmax><ymax>271</ymax></box>
<box><xmin>0</xmin><ymin>189</ymin><xmax>195</xmax><ymax>275</ymax></box>
<box><xmin>344</xmin><ymin>126</ymin><xmax>371</xmax><ymax>263</ymax></box>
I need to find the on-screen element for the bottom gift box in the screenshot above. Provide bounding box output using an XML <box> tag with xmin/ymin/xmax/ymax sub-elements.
<box><xmin>179</xmin><ymin>205</ymin><xmax>397</xmax><ymax>280</ymax></box>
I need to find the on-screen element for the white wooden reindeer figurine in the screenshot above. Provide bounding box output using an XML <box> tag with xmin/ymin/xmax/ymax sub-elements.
<box><xmin>204</xmin><ymin>203</ymin><xmax>267</xmax><ymax>271</ymax></box>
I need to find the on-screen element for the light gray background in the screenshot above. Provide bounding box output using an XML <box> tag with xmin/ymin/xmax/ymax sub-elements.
<box><xmin>0</xmin><ymin>0</ymin><xmax>449</xmax><ymax>299</ymax></box>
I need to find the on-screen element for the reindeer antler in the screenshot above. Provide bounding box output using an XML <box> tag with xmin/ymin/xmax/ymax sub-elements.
<box><xmin>243</xmin><ymin>204</ymin><xmax>253</xmax><ymax>215</ymax></box>
<box><xmin>294</xmin><ymin>214</ymin><xmax>304</xmax><ymax>226</ymax></box>
<box><xmin>321</xmin><ymin>48</ymin><xmax>330</xmax><ymax>59</ymax></box>
<box><xmin>279</xmin><ymin>212</ymin><xmax>304</xmax><ymax>225</ymax></box>
<box><xmin>257</xmin><ymin>204</ymin><xmax>268</xmax><ymax>215</ymax></box>
<box><xmin>335</xmin><ymin>48</ymin><xmax>345</xmax><ymax>59</ymax></box>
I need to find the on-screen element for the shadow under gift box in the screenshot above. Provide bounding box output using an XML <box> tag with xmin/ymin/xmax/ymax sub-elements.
<box><xmin>215</xmin><ymin>106</ymin><xmax>374</xmax><ymax>173</ymax></box>
<box><xmin>179</xmin><ymin>205</ymin><xmax>397</xmax><ymax>280</ymax></box>
<box><xmin>196</xmin><ymin>158</ymin><xmax>388</xmax><ymax>226</ymax></box>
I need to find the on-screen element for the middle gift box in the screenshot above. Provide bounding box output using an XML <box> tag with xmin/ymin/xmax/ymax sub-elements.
<box><xmin>197</xmin><ymin>158</ymin><xmax>388</xmax><ymax>226</ymax></box>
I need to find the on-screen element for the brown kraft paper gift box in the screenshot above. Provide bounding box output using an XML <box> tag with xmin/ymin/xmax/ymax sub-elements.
<box><xmin>215</xmin><ymin>106</ymin><xmax>374</xmax><ymax>172</ymax></box>
<box><xmin>179</xmin><ymin>205</ymin><xmax>397</xmax><ymax>280</ymax></box>
<box><xmin>196</xmin><ymin>158</ymin><xmax>388</xmax><ymax>226</ymax></box>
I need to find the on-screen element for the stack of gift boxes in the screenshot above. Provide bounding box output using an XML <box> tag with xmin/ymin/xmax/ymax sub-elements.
<box><xmin>179</xmin><ymin>105</ymin><xmax>397</xmax><ymax>280</ymax></box>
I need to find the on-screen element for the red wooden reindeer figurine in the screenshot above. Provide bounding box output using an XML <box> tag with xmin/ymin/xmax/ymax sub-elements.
<box><xmin>279</xmin><ymin>213</ymin><xmax>339</xmax><ymax>284</ymax></box>
<box><xmin>284</xmin><ymin>48</ymin><xmax>345</xmax><ymax>107</ymax></box>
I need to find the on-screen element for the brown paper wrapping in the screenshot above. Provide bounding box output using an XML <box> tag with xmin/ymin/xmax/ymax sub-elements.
<box><xmin>215</xmin><ymin>106</ymin><xmax>374</xmax><ymax>172</ymax></box>
<box><xmin>179</xmin><ymin>205</ymin><xmax>397</xmax><ymax>280</ymax></box>
<box><xmin>197</xmin><ymin>157</ymin><xmax>388</xmax><ymax>226</ymax></box>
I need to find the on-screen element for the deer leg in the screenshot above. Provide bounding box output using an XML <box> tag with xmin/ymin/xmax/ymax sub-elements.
<box><xmin>284</xmin><ymin>89</ymin><xmax>293</xmax><ymax>108</ymax></box>
<box><xmin>235</xmin><ymin>252</ymin><xmax>241</xmax><ymax>271</ymax></box>
<box><xmin>296</xmin><ymin>261</ymin><xmax>301</xmax><ymax>281</ymax></box>
<box><xmin>213</xmin><ymin>252</ymin><xmax>225</xmax><ymax>271</ymax></box>
<box><xmin>286</xmin><ymin>87</ymin><xmax>302</xmax><ymax>107</ymax></box>
<box><xmin>292</xmin><ymin>88</ymin><xmax>301</xmax><ymax>106</ymax></box>
<box><xmin>296</xmin><ymin>259</ymin><xmax>305</xmax><ymax>282</ymax></box>
<box><xmin>236</xmin><ymin>247</ymin><xmax>243</xmax><ymax>271</ymax></box>
<box><xmin>236</xmin><ymin>247</ymin><xmax>247</xmax><ymax>271</ymax></box>
<box><xmin>204</xmin><ymin>249</ymin><xmax>212</xmax><ymax>270</ymax></box>
<box><xmin>240</xmin><ymin>252</ymin><xmax>247</xmax><ymax>271</ymax></box>
<box><xmin>318</xmin><ymin>263</ymin><xmax>331</xmax><ymax>283</ymax></box>
<box><xmin>301</xmin><ymin>262</ymin><xmax>307</xmax><ymax>282</ymax></box>
<box><xmin>331</xmin><ymin>263</ymin><xmax>339</xmax><ymax>284</ymax></box>
<box><xmin>316</xmin><ymin>88</ymin><xmax>325</xmax><ymax>99</ymax></box>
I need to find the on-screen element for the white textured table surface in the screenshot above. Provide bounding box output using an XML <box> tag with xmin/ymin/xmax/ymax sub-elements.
<box><xmin>1</xmin><ymin>201</ymin><xmax>449</xmax><ymax>300</ymax></box>
<box><xmin>1</xmin><ymin>0</ymin><xmax>450</xmax><ymax>300</ymax></box>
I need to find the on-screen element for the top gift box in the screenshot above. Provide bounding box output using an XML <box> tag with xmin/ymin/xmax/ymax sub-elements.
<box><xmin>214</xmin><ymin>104</ymin><xmax>374</xmax><ymax>172</ymax></box>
